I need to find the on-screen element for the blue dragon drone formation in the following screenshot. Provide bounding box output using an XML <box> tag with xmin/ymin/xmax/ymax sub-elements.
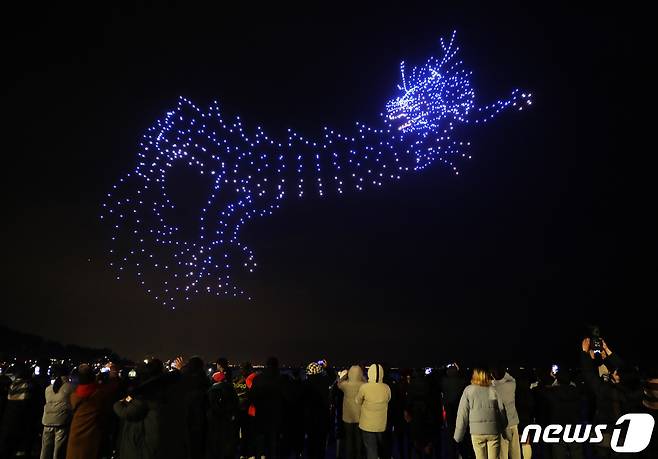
<box><xmin>102</xmin><ymin>31</ymin><xmax>532</xmax><ymax>308</ymax></box>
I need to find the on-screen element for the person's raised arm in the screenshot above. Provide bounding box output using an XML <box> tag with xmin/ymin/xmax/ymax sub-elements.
<box><xmin>580</xmin><ymin>338</ymin><xmax>602</xmax><ymax>395</ymax></box>
<box><xmin>337</xmin><ymin>369</ymin><xmax>348</xmax><ymax>390</ymax></box>
<box><xmin>602</xmin><ymin>340</ymin><xmax>623</xmax><ymax>370</ymax></box>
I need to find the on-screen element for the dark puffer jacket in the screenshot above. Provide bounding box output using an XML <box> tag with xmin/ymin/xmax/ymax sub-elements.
<box><xmin>580</xmin><ymin>352</ymin><xmax>642</xmax><ymax>425</ymax></box>
<box><xmin>205</xmin><ymin>379</ymin><xmax>239</xmax><ymax>459</ymax></box>
<box><xmin>544</xmin><ymin>383</ymin><xmax>582</xmax><ymax>425</ymax></box>
<box><xmin>113</xmin><ymin>396</ymin><xmax>161</xmax><ymax>459</ymax></box>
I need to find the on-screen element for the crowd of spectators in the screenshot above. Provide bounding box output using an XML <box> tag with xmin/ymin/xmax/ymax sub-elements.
<box><xmin>0</xmin><ymin>335</ymin><xmax>655</xmax><ymax>459</ymax></box>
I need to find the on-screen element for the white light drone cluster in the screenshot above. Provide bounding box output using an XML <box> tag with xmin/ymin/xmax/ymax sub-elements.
<box><xmin>102</xmin><ymin>31</ymin><xmax>532</xmax><ymax>308</ymax></box>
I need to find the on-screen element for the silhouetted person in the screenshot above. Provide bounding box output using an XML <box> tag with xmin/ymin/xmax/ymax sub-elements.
<box><xmin>392</xmin><ymin>368</ymin><xmax>411</xmax><ymax>459</ymax></box>
<box><xmin>113</xmin><ymin>359</ymin><xmax>166</xmax><ymax>459</ymax></box>
<box><xmin>211</xmin><ymin>357</ymin><xmax>229</xmax><ymax>385</ymax></box>
<box><xmin>580</xmin><ymin>338</ymin><xmax>642</xmax><ymax>459</ymax></box>
<box><xmin>282</xmin><ymin>368</ymin><xmax>305</xmax><ymax>459</ymax></box>
<box><xmin>233</xmin><ymin>362</ymin><xmax>257</xmax><ymax>458</ymax></box>
<box><xmin>303</xmin><ymin>361</ymin><xmax>333</xmax><ymax>459</ymax></box>
<box><xmin>251</xmin><ymin>357</ymin><xmax>286</xmax><ymax>458</ymax></box>
<box><xmin>406</xmin><ymin>369</ymin><xmax>434</xmax><ymax>459</ymax></box>
<box><xmin>0</xmin><ymin>363</ymin><xmax>40</xmax><ymax>459</ymax></box>
<box><xmin>544</xmin><ymin>370</ymin><xmax>583</xmax><ymax>459</ymax></box>
<box><xmin>206</xmin><ymin>362</ymin><xmax>239</xmax><ymax>459</ymax></box>
<box><xmin>442</xmin><ymin>364</ymin><xmax>467</xmax><ymax>459</ymax></box>
<box><xmin>531</xmin><ymin>370</ymin><xmax>555</xmax><ymax>459</ymax></box>
<box><xmin>179</xmin><ymin>356</ymin><xmax>211</xmax><ymax>459</ymax></box>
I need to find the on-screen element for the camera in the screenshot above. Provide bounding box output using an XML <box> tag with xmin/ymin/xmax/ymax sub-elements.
<box><xmin>588</xmin><ymin>325</ymin><xmax>603</xmax><ymax>353</ymax></box>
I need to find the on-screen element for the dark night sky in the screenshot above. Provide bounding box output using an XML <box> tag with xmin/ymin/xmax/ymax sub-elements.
<box><xmin>2</xmin><ymin>2</ymin><xmax>653</xmax><ymax>367</ymax></box>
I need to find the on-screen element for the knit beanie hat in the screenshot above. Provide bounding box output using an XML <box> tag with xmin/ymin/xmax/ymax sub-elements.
<box><xmin>306</xmin><ymin>361</ymin><xmax>323</xmax><ymax>376</ymax></box>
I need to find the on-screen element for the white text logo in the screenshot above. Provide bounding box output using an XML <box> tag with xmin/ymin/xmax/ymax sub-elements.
<box><xmin>520</xmin><ymin>413</ymin><xmax>655</xmax><ymax>453</ymax></box>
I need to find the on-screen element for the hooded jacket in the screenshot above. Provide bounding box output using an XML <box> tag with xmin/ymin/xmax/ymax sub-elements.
<box><xmin>338</xmin><ymin>366</ymin><xmax>365</xmax><ymax>423</ymax></box>
<box><xmin>492</xmin><ymin>372</ymin><xmax>520</xmax><ymax>427</ymax></box>
<box><xmin>355</xmin><ymin>364</ymin><xmax>391</xmax><ymax>432</ymax></box>
<box><xmin>454</xmin><ymin>384</ymin><xmax>506</xmax><ymax>442</ymax></box>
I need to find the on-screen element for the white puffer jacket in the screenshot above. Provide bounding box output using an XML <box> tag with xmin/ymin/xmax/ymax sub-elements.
<box><xmin>42</xmin><ymin>379</ymin><xmax>73</xmax><ymax>426</ymax></box>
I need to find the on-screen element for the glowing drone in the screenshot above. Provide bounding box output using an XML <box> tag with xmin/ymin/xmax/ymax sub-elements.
<box><xmin>102</xmin><ymin>31</ymin><xmax>532</xmax><ymax>307</ymax></box>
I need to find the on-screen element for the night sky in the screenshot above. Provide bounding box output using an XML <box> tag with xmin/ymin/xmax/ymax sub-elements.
<box><xmin>3</xmin><ymin>3</ymin><xmax>652</xmax><ymax>367</ymax></box>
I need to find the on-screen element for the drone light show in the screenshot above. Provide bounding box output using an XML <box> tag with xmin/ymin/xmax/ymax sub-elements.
<box><xmin>101</xmin><ymin>31</ymin><xmax>532</xmax><ymax>308</ymax></box>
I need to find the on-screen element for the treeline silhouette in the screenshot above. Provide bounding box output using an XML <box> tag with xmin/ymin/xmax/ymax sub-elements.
<box><xmin>0</xmin><ymin>326</ymin><xmax>120</xmax><ymax>364</ymax></box>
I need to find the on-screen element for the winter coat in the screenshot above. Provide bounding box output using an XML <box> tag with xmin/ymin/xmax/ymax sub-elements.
<box><xmin>205</xmin><ymin>380</ymin><xmax>239</xmax><ymax>459</ymax></box>
<box><xmin>338</xmin><ymin>366</ymin><xmax>365</xmax><ymax>423</ymax></box>
<box><xmin>441</xmin><ymin>372</ymin><xmax>466</xmax><ymax>408</ymax></box>
<box><xmin>543</xmin><ymin>382</ymin><xmax>581</xmax><ymax>425</ymax></box>
<box><xmin>580</xmin><ymin>351</ymin><xmax>642</xmax><ymax>425</ymax></box>
<box><xmin>513</xmin><ymin>376</ymin><xmax>535</xmax><ymax>433</ymax></box>
<box><xmin>282</xmin><ymin>375</ymin><xmax>305</xmax><ymax>452</ymax></box>
<box><xmin>232</xmin><ymin>373</ymin><xmax>255</xmax><ymax>414</ymax></box>
<box><xmin>42</xmin><ymin>380</ymin><xmax>73</xmax><ymax>426</ymax></box>
<box><xmin>407</xmin><ymin>375</ymin><xmax>434</xmax><ymax>448</ymax></box>
<box><xmin>178</xmin><ymin>371</ymin><xmax>211</xmax><ymax>459</ymax></box>
<box><xmin>454</xmin><ymin>384</ymin><xmax>506</xmax><ymax>442</ymax></box>
<box><xmin>251</xmin><ymin>369</ymin><xmax>287</xmax><ymax>430</ymax></box>
<box><xmin>531</xmin><ymin>384</ymin><xmax>551</xmax><ymax>426</ymax></box>
<box><xmin>303</xmin><ymin>372</ymin><xmax>333</xmax><ymax>434</ymax></box>
<box><xmin>355</xmin><ymin>364</ymin><xmax>391</xmax><ymax>432</ymax></box>
<box><xmin>157</xmin><ymin>370</ymin><xmax>189</xmax><ymax>459</ymax></box>
<box><xmin>113</xmin><ymin>397</ymin><xmax>161</xmax><ymax>459</ymax></box>
<box><xmin>66</xmin><ymin>380</ymin><xmax>120</xmax><ymax>459</ymax></box>
<box><xmin>492</xmin><ymin>372</ymin><xmax>520</xmax><ymax>426</ymax></box>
